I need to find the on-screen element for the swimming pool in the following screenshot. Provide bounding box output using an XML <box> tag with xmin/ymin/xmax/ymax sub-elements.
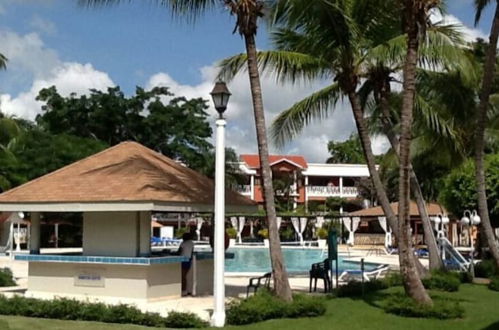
<box><xmin>225</xmin><ymin>248</ymin><xmax>378</xmax><ymax>273</ymax></box>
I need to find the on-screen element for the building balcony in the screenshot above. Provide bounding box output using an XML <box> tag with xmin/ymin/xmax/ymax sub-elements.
<box><xmin>236</xmin><ymin>185</ymin><xmax>251</xmax><ymax>195</ymax></box>
<box><xmin>306</xmin><ymin>185</ymin><xmax>358</xmax><ymax>198</ymax></box>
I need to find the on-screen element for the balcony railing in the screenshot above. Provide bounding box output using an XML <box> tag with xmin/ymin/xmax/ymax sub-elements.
<box><xmin>236</xmin><ymin>185</ymin><xmax>251</xmax><ymax>195</ymax></box>
<box><xmin>306</xmin><ymin>185</ymin><xmax>358</xmax><ymax>197</ymax></box>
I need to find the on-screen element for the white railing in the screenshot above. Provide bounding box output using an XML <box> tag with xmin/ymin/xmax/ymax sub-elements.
<box><xmin>306</xmin><ymin>185</ymin><xmax>358</xmax><ymax>197</ymax></box>
<box><xmin>342</xmin><ymin>186</ymin><xmax>358</xmax><ymax>196</ymax></box>
<box><xmin>275</xmin><ymin>187</ymin><xmax>298</xmax><ymax>196</ymax></box>
<box><xmin>236</xmin><ymin>185</ymin><xmax>251</xmax><ymax>195</ymax></box>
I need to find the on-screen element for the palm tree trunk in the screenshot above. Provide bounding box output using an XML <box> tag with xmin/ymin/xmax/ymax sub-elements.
<box><xmin>345</xmin><ymin>84</ymin><xmax>427</xmax><ymax>276</ymax></box>
<box><xmin>475</xmin><ymin>3</ymin><xmax>499</xmax><ymax>270</ymax></box>
<box><xmin>244</xmin><ymin>33</ymin><xmax>293</xmax><ymax>301</ymax></box>
<box><xmin>377</xmin><ymin>81</ymin><xmax>442</xmax><ymax>272</ymax></box>
<box><xmin>398</xmin><ymin>0</ymin><xmax>432</xmax><ymax>304</ymax></box>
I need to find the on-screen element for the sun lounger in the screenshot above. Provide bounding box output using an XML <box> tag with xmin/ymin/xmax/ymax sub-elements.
<box><xmin>338</xmin><ymin>264</ymin><xmax>389</xmax><ymax>282</ymax></box>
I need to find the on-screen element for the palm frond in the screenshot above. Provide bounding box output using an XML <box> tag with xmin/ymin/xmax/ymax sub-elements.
<box><xmin>271</xmin><ymin>83</ymin><xmax>342</xmax><ymax>148</ymax></box>
<box><xmin>216</xmin><ymin>50</ymin><xmax>331</xmax><ymax>83</ymax></box>
<box><xmin>78</xmin><ymin>0</ymin><xmax>218</xmax><ymax>20</ymax></box>
<box><xmin>0</xmin><ymin>54</ymin><xmax>7</xmax><ymax>70</ymax></box>
<box><xmin>474</xmin><ymin>0</ymin><xmax>493</xmax><ymax>25</ymax></box>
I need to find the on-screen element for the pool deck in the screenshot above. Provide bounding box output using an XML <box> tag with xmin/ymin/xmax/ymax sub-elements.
<box><xmin>0</xmin><ymin>245</ymin><xmax>409</xmax><ymax>321</ymax></box>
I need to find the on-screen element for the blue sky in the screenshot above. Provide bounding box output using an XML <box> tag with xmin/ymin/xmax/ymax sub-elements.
<box><xmin>0</xmin><ymin>0</ymin><xmax>494</xmax><ymax>162</ymax></box>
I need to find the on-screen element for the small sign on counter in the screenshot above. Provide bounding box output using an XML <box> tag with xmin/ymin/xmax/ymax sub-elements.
<box><xmin>74</xmin><ymin>270</ymin><xmax>105</xmax><ymax>287</ymax></box>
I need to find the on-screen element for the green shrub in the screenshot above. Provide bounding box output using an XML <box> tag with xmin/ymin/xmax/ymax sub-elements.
<box><xmin>489</xmin><ymin>276</ymin><xmax>499</xmax><ymax>291</ymax></box>
<box><xmin>0</xmin><ymin>296</ymin><xmax>207</xmax><ymax>328</ymax></box>
<box><xmin>316</xmin><ymin>228</ymin><xmax>328</xmax><ymax>239</ymax></box>
<box><xmin>258</xmin><ymin>228</ymin><xmax>269</xmax><ymax>239</ymax></box>
<box><xmin>226</xmin><ymin>290</ymin><xmax>326</xmax><ymax>325</ymax></box>
<box><xmin>382</xmin><ymin>272</ymin><xmax>403</xmax><ymax>287</ymax></box>
<box><xmin>475</xmin><ymin>259</ymin><xmax>498</xmax><ymax>278</ymax></box>
<box><xmin>382</xmin><ymin>294</ymin><xmax>464</xmax><ymax>319</ymax></box>
<box><xmin>175</xmin><ymin>227</ymin><xmax>189</xmax><ymax>239</ymax></box>
<box><xmin>280</xmin><ymin>227</ymin><xmax>295</xmax><ymax>241</ymax></box>
<box><xmin>422</xmin><ymin>271</ymin><xmax>460</xmax><ymax>292</ymax></box>
<box><xmin>164</xmin><ymin>311</ymin><xmax>209</xmax><ymax>328</ymax></box>
<box><xmin>333</xmin><ymin>280</ymin><xmax>387</xmax><ymax>298</ymax></box>
<box><xmin>226</xmin><ymin>227</ymin><xmax>237</xmax><ymax>239</ymax></box>
<box><xmin>0</xmin><ymin>268</ymin><xmax>16</xmax><ymax>287</ymax></box>
<box><xmin>457</xmin><ymin>271</ymin><xmax>473</xmax><ymax>284</ymax></box>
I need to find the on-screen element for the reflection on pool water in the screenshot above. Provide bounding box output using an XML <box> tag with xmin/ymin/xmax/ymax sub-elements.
<box><xmin>225</xmin><ymin>248</ymin><xmax>378</xmax><ymax>273</ymax></box>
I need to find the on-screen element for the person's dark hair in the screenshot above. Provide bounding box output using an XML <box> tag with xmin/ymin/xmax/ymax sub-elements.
<box><xmin>182</xmin><ymin>232</ymin><xmax>192</xmax><ymax>241</ymax></box>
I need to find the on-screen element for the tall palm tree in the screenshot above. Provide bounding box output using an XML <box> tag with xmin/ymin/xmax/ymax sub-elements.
<box><xmin>473</xmin><ymin>0</ymin><xmax>499</xmax><ymax>269</ymax></box>
<box><xmin>78</xmin><ymin>0</ymin><xmax>293</xmax><ymax>300</ymax></box>
<box><xmin>266</xmin><ymin>0</ymin><xmax>430</xmax><ymax>303</ymax></box>
<box><xmin>219</xmin><ymin>0</ymin><xmax>466</xmax><ymax>270</ymax></box>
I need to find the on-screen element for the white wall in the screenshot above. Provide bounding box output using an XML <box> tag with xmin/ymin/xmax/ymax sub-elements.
<box><xmin>83</xmin><ymin>211</ymin><xmax>139</xmax><ymax>257</ymax></box>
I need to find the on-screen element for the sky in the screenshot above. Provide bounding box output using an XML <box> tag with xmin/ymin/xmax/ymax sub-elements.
<box><xmin>0</xmin><ymin>0</ymin><xmax>494</xmax><ymax>162</ymax></box>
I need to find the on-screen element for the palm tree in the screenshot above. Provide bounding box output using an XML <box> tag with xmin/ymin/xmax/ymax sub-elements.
<box><xmin>78</xmin><ymin>0</ymin><xmax>293</xmax><ymax>300</ymax></box>
<box><xmin>219</xmin><ymin>0</ymin><xmax>465</xmax><ymax>279</ymax></box>
<box><xmin>263</xmin><ymin>0</ymin><xmax>430</xmax><ymax>303</ymax></box>
<box><xmin>473</xmin><ymin>0</ymin><xmax>499</xmax><ymax>269</ymax></box>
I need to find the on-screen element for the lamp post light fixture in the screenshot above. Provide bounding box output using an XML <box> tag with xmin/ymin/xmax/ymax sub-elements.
<box><xmin>210</xmin><ymin>81</ymin><xmax>231</xmax><ymax>327</ymax></box>
<box><xmin>461</xmin><ymin>210</ymin><xmax>480</xmax><ymax>277</ymax></box>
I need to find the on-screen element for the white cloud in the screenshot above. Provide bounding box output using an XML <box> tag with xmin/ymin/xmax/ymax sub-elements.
<box><xmin>29</xmin><ymin>15</ymin><xmax>57</xmax><ymax>35</ymax></box>
<box><xmin>1</xmin><ymin>63</ymin><xmax>114</xmax><ymax>120</ymax></box>
<box><xmin>0</xmin><ymin>30</ymin><xmax>114</xmax><ymax>120</ymax></box>
<box><xmin>432</xmin><ymin>12</ymin><xmax>487</xmax><ymax>42</ymax></box>
<box><xmin>146</xmin><ymin>66</ymin><xmax>360</xmax><ymax>162</ymax></box>
<box><xmin>0</xmin><ymin>30</ymin><xmax>60</xmax><ymax>79</ymax></box>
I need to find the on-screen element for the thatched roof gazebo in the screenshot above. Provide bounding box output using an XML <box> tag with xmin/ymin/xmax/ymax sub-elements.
<box><xmin>0</xmin><ymin>141</ymin><xmax>256</xmax><ymax>303</ymax></box>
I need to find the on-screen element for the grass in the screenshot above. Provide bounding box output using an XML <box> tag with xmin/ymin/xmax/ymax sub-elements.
<box><xmin>0</xmin><ymin>284</ymin><xmax>498</xmax><ymax>329</ymax></box>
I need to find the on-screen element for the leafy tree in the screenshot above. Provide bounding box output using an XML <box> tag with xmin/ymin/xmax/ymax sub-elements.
<box><xmin>327</xmin><ymin>134</ymin><xmax>365</xmax><ymax>164</ymax></box>
<box><xmin>472</xmin><ymin>0</ymin><xmax>499</xmax><ymax>269</ymax></box>
<box><xmin>9</xmin><ymin>130</ymin><xmax>106</xmax><ymax>186</ymax></box>
<box><xmin>35</xmin><ymin>86</ymin><xmax>213</xmax><ymax>174</ymax></box>
<box><xmin>440</xmin><ymin>154</ymin><xmax>499</xmax><ymax>228</ymax></box>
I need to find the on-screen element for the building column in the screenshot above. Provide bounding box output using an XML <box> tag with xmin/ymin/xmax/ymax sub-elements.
<box><xmin>250</xmin><ymin>175</ymin><xmax>255</xmax><ymax>200</ymax></box>
<box><xmin>339</xmin><ymin>176</ymin><xmax>344</xmax><ymax>197</ymax></box>
<box><xmin>304</xmin><ymin>176</ymin><xmax>309</xmax><ymax>213</ymax></box>
<box><xmin>138</xmin><ymin>211</ymin><xmax>151</xmax><ymax>257</ymax></box>
<box><xmin>30</xmin><ymin>212</ymin><xmax>41</xmax><ymax>254</ymax></box>
<box><xmin>293</xmin><ymin>170</ymin><xmax>298</xmax><ymax>210</ymax></box>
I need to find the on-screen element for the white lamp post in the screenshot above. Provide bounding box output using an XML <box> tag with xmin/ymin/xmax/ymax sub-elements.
<box><xmin>210</xmin><ymin>81</ymin><xmax>231</xmax><ymax>328</ymax></box>
<box><xmin>461</xmin><ymin>209</ymin><xmax>480</xmax><ymax>276</ymax></box>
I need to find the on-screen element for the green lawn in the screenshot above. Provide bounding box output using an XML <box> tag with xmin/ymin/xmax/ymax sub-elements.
<box><xmin>0</xmin><ymin>284</ymin><xmax>497</xmax><ymax>330</ymax></box>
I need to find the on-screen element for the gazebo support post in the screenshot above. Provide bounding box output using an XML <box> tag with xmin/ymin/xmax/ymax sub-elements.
<box><xmin>138</xmin><ymin>211</ymin><xmax>152</xmax><ymax>257</ymax></box>
<box><xmin>30</xmin><ymin>212</ymin><xmax>41</xmax><ymax>254</ymax></box>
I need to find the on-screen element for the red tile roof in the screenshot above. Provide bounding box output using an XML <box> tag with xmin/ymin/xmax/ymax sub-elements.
<box><xmin>0</xmin><ymin>142</ymin><xmax>255</xmax><ymax>208</ymax></box>
<box><xmin>240</xmin><ymin>154</ymin><xmax>308</xmax><ymax>169</ymax></box>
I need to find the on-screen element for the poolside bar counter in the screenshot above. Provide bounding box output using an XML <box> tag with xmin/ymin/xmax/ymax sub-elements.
<box><xmin>0</xmin><ymin>142</ymin><xmax>255</xmax><ymax>303</ymax></box>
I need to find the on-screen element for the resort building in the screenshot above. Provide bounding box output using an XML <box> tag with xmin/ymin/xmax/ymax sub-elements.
<box><xmin>236</xmin><ymin>154</ymin><xmax>371</xmax><ymax>209</ymax></box>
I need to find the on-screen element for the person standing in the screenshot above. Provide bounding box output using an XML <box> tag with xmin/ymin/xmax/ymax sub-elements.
<box><xmin>178</xmin><ymin>232</ymin><xmax>194</xmax><ymax>296</ymax></box>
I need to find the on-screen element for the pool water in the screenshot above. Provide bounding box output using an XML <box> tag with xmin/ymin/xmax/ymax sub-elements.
<box><xmin>225</xmin><ymin>248</ymin><xmax>378</xmax><ymax>273</ymax></box>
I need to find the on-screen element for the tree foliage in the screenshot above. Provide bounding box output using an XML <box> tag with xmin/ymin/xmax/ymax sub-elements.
<box><xmin>327</xmin><ymin>134</ymin><xmax>366</xmax><ymax>164</ymax></box>
<box><xmin>439</xmin><ymin>153</ymin><xmax>499</xmax><ymax>226</ymax></box>
<box><xmin>35</xmin><ymin>85</ymin><xmax>214</xmax><ymax>173</ymax></box>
